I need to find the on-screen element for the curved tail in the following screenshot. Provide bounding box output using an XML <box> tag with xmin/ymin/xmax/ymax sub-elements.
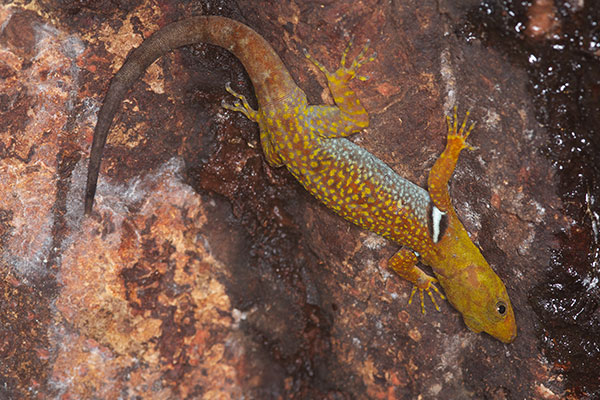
<box><xmin>84</xmin><ymin>16</ymin><xmax>297</xmax><ymax>214</ymax></box>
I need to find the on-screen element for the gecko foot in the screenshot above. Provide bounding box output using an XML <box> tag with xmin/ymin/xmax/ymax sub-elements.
<box><xmin>304</xmin><ymin>38</ymin><xmax>376</xmax><ymax>85</ymax></box>
<box><xmin>222</xmin><ymin>82</ymin><xmax>258</xmax><ymax>122</ymax></box>
<box><xmin>408</xmin><ymin>277</ymin><xmax>446</xmax><ymax>314</ymax></box>
<box><xmin>341</xmin><ymin>38</ymin><xmax>377</xmax><ymax>82</ymax></box>
<box><xmin>446</xmin><ymin>106</ymin><xmax>476</xmax><ymax>151</ymax></box>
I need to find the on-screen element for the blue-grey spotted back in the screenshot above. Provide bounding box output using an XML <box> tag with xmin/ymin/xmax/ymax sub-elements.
<box><xmin>288</xmin><ymin>136</ymin><xmax>436</xmax><ymax>253</ymax></box>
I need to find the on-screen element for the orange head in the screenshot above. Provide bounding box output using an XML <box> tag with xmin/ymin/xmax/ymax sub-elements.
<box><xmin>436</xmin><ymin>261</ymin><xmax>516</xmax><ymax>343</ymax></box>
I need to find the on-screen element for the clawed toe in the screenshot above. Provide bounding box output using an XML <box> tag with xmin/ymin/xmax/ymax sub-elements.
<box><xmin>408</xmin><ymin>280</ymin><xmax>446</xmax><ymax>314</ymax></box>
<box><xmin>347</xmin><ymin>41</ymin><xmax>376</xmax><ymax>71</ymax></box>
<box><xmin>446</xmin><ymin>106</ymin><xmax>475</xmax><ymax>151</ymax></box>
<box><xmin>304</xmin><ymin>38</ymin><xmax>376</xmax><ymax>84</ymax></box>
<box><xmin>222</xmin><ymin>82</ymin><xmax>258</xmax><ymax>121</ymax></box>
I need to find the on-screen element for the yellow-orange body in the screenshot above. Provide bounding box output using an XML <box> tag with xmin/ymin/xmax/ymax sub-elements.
<box><xmin>85</xmin><ymin>16</ymin><xmax>516</xmax><ymax>342</ymax></box>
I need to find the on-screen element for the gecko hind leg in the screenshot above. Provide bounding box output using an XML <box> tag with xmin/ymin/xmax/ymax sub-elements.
<box><xmin>222</xmin><ymin>82</ymin><xmax>259</xmax><ymax>122</ymax></box>
<box><xmin>222</xmin><ymin>82</ymin><xmax>285</xmax><ymax>168</ymax></box>
<box><xmin>304</xmin><ymin>38</ymin><xmax>376</xmax><ymax>84</ymax></box>
<box><xmin>303</xmin><ymin>39</ymin><xmax>376</xmax><ymax>137</ymax></box>
<box><xmin>341</xmin><ymin>37</ymin><xmax>377</xmax><ymax>82</ymax></box>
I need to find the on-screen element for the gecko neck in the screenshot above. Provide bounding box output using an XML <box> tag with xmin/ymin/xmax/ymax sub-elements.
<box><xmin>422</xmin><ymin>209</ymin><xmax>485</xmax><ymax>275</ymax></box>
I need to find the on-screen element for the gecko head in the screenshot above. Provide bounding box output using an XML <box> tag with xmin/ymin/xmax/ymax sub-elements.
<box><xmin>437</xmin><ymin>263</ymin><xmax>517</xmax><ymax>343</ymax></box>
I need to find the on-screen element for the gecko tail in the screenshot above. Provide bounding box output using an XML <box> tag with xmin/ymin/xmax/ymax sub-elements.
<box><xmin>83</xmin><ymin>18</ymin><xmax>203</xmax><ymax>214</ymax></box>
<box><xmin>84</xmin><ymin>16</ymin><xmax>293</xmax><ymax>214</ymax></box>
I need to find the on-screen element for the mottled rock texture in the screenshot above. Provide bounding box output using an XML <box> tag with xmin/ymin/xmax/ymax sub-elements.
<box><xmin>1</xmin><ymin>0</ymin><xmax>566</xmax><ymax>399</ymax></box>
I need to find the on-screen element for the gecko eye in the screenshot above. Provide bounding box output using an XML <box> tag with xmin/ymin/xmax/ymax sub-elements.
<box><xmin>496</xmin><ymin>301</ymin><xmax>507</xmax><ymax>316</ymax></box>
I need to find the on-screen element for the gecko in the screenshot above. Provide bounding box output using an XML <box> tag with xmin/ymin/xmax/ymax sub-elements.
<box><xmin>84</xmin><ymin>15</ymin><xmax>516</xmax><ymax>343</ymax></box>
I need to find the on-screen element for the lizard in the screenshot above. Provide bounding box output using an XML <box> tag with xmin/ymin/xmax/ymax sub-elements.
<box><xmin>84</xmin><ymin>15</ymin><xmax>517</xmax><ymax>343</ymax></box>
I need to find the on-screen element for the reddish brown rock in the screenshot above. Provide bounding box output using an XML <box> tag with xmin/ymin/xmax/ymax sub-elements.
<box><xmin>0</xmin><ymin>0</ymin><xmax>570</xmax><ymax>398</ymax></box>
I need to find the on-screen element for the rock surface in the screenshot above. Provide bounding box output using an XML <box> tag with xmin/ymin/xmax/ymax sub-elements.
<box><xmin>0</xmin><ymin>0</ymin><xmax>568</xmax><ymax>398</ymax></box>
